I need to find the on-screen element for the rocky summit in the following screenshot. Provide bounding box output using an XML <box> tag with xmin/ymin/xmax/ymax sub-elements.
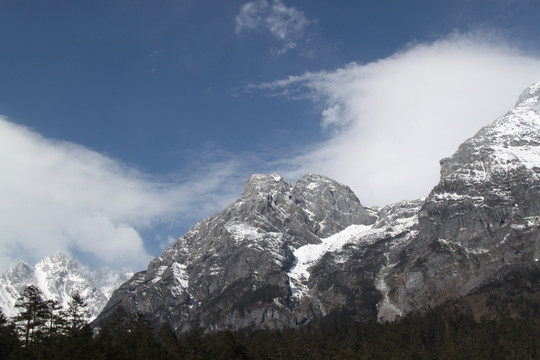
<box><xmin>96</xmin><ymin>173</ymin><xmax>377</xmax><ymax>332</ymax></box>
<box><xmin>383</xmin><ymin>81</ymin><xmax>540</xmax><ymax>319</ymax></box>
<box><xmin>95</xmin><ymin>82</ymin><xmax>540</xmax><ymax>334</ymax></box>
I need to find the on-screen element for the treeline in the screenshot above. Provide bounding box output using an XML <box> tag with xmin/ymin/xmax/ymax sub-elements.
<box><xmin>2</xmin><ymin>286</ymin><xmax>540</xmax><ymax>359</ymax></box>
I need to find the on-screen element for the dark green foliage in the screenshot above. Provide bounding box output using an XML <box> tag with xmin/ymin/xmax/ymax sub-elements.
<box><xmin>3</xmin><ymin>286</ymin><xmax>95</xmax><ymax>360</ymax></box>
<box><xmin>2</xmin><ymin>286</ymin><xmax>540</xmax><ymax>359</ymax></box>
<box><xmin>93</xmin><ymin>307</ymin><xmax>168</xmax><ymax>360</ymax></box>
<box><xmin>0</xmin><ymin>308</ymin><xmax>19</xmax><ymax>358</ymax></box>
<box><xmin>61</xmin><ymin>292</ymin><xmax>90</xmax><ymax>335</ymax></box>
<box><xmin>43</xmin><ymin>298</ymin><xmax>64</xmax><ymax>339</ymax></box>
<box><xmin>158</xmin><ymin>323</ymin><xmax>183</xmax><ymax>359</ymax></box>
<box><xmin>13</xmin><ymin>285</ymin><xmax>51</xmax><ymax>348</ymax></box>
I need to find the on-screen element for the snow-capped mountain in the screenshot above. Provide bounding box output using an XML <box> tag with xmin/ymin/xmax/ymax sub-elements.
<box><xmin>0</xmin><ymin>252</ymin><xmax>132</xmax><ymax>320</ymax></box>
<box><xmin>95</xmin><ymin>81</ymin><xmax>540</xmax><ymax>333</ymax></box>
<box><xmin>96</xmin><ymin>173</ymin><xmax>377</xmax><ymax>332</ymax></box>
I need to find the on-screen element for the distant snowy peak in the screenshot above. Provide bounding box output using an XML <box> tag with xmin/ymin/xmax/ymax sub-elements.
<box><xmin>0</xmin><ymin>252</ymin><xmax>132</xmax><ymax>320</ymax></box>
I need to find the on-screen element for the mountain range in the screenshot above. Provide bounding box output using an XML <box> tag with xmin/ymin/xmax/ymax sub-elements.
<box><xmin>0</xmin><ymin>251</ymin><xmax>132</xmax><ymax>320</ymax></box>
<box><xmin>3</xmin><ymin>82</ymin><xmax>539</xmax><ymax>335</ymax></box>
<box><xmin>95</xmin><ymin>82</ymin><xmax>540</xmax><ymax>334</ymax></box>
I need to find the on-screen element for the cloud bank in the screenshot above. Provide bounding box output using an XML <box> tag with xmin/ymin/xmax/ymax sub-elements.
<box><xmin>4</xmin><ymin>31</ymin><xmax>540</xmax><ymax>273</ymax></box>
<box><xmin>258</xmin><ymin>32</ymin><xmax>540</xmax><ymax>206</ymax></box>
<box><xmin>235</xmin><ymin>0</ymin><xmax>309</xmax><ymax>55</ymax></box>
<box><xmin>0</xmin><ymin>118</ymin><xmax>243</xmax><ymax>272</ymax></box>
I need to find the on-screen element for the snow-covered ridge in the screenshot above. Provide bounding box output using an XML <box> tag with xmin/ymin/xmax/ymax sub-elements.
<box><xmin>485</xmin><ymin>86</ymin><xmax>540</xmax><ymax>171</ymax></box>
<box><xmin>0</xmin><ymin>252</ymin><xmax>132</xmax><ymax>320</ymax></box>
<box><xmin>288</xmin><ymin>224</ymin><xmax>373</xmax><ymax>297</ymax></box>
<box><xmin>289</xmin><ymin>199</ymin><xmax>421</xmax><ymax>300</ymax></box>
<box><xmin>226</xmin><ymin>222</ymin><xmax>264</xmax><ymax>243</ymax></box>
<box><xmin>440</xmin><ymin>82</ymin><xmax>540</xmax><ymax>184</ymax></box>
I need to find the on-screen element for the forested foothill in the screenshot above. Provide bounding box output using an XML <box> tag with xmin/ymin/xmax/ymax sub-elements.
<box><xmin>1</xmin><ymin>285</ymin><xmax>540</xmax><ymax>359</ymax></box>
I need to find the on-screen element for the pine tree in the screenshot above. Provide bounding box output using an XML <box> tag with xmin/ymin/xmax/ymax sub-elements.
<box><xmin>0</xmin><ymin>307</ymin><xmax>19</xmax><ymax>358</ymax></box>
<box><xmin>131</xmin><ymin>312</ymin><xmax>162</xmax><ymax>359</ymax></box>
<box><xmin>45</xmin><ymin>294</ymin><xmax>93</xmax><ymax>360</ymax></box>
<box><xmin>61</xmin><ymin>292</ymin><xmax>90</xmax><ymax>335</ymax></box>
<box><xmin>13</xmin><ymin>285</ymin><xmax>50</xmax><ymax>348</ymax></box>
<box><xmin>44</xmin><ymin>298</ymin><xmax>64</xmax><ymax>339</ymax></box>
<box><xmin>157</xmin><ymin>322</ymin><xmax>182</xmax><ymax>359</ymax></box>
<box><xmin>214</xmin><ymin>329</ymin><xmax>249</xmax><ymax>360</ymax></box>
<box><xmin>94</xmin><ymin>306</ymin><xmax>132</xmax><ymax>359</ymax></box>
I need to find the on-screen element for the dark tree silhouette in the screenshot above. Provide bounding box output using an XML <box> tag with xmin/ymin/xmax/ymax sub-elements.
<box><xmin>13</xmin><ymin>285</ymin><xmax>50</xmax><ymax>348</ymax></box>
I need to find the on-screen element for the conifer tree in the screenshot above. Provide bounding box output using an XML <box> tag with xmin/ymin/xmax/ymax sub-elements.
<box><xmin>0</xmin><ymin>307</ymin><xmax>19</xmax><ymax>358</ymax></box>
<box><xmin>158</xmin><ymin>322</ymin><xmax>182</xmax><ymax>359</ymax></box>
<box><xmin>131</xmin><ymin>312</ymin><xmax>162</xmax><ymax>359</ymax></box>
<box><xmin>61</xmin><ymin>292</ymin><xmax>90</xmax><ymax>335</ymax></box>
<box><xmin>13</xmin><ymin>285</ymin><xmax>50</xmax><ymax>348</ymax></box>
<box><xmin>44</xmin><ymin>298</ymin><xmax>64</xmax><ymax>339</ymax></box>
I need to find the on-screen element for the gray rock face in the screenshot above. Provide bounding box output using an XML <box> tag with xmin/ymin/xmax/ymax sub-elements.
<box><xmin>96</xmin><ymin>174</ymin><xmax>376</xmax><ymax>332</ymax></box>
<box><xmin>384</xmin><ymin>81</ymin><xmax>540</xmax><ymax>317</ymax></box>
<box><xmin>97</xmin><ymin>81</ymin><xmax>540</xmax><ymax>332</ymax></box>
<box><xmin>291</xmin><ymin>174</ymin><xmax>375</xmax><ymax>239</ymax></box>
<box><xmin>289</xmin><ymin>199</ymin><xmax>423</xmax><ymax>324</ymax></box>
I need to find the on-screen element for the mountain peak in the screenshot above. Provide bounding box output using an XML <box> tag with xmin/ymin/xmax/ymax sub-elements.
<box><xmin>515</xmin><ymin>81</ymin><xmax>540</xmax><ymax>110</ymax></box>
<box><xmin>0</xmin><ymin>253</ymin><xmax>132</xmax><ymax>320</ymax></box>
<box><xmin>296</xmin><ymin>173</ymin><xmax>339</xmax><ymax>188</ymax></box>
<box><xmin>12</xmin><ymin>261</ymin><xmax>33</xmax><ymax>273</ymax></box>
<box><xmin>51</xmin><ymin>250</ymin><xmax>70</xmax><ymax>260</ymax></box>
<box><xmin>241</xmin><ymin>173</ymin><xmax>292</xmax><ymax>200</ymax></box>
<box><xmin>93</xmin><ymin>81</ymin><xmax>540</xmax><ymax>334</ymax></box>
<box><xmin>439</xmin><ymin>80</ymin><xmax>540</xmax><ymax>181</ymax></box>
<box><xmin>45</xmin><ymin>251</ymin><xmax>72</xmax><ymax>266</ymax></box>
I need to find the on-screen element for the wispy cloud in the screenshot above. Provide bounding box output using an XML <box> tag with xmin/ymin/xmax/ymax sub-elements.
<box><xmin>254</xmin><ymin>31</ymin><xmax>540</xmax><ymax>206</ymax></box>
<box><xmin>0</xmin><ymin>118</ymin><xmax>245</xmax><ymax>272</ymax></box>
<box><xmin>148</xmin><ymin>49</ymin><xmax>161</xmax><ymax>74</ymax></box>
<box><xmin>235</xmin><ymin>0</ymin><xmax>310</xmax><ymax>56</ymax></box>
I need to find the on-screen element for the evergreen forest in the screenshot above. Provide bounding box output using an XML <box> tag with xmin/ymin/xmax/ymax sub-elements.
<box><xmin>1</xmin><ymin>285</ymin><xmax>539</xmax><ymax>359</ymax></box>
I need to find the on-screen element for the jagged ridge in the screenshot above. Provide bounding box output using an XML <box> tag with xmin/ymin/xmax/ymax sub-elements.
<box><xmin>94</xmin><ymin>81</ymin><xmax>540</xmax><ymax>333</ymax></box>
<box><xmin>0</xmin><ymin>252</ymin><xmax>133</xmax><ymax>320</ymax></box>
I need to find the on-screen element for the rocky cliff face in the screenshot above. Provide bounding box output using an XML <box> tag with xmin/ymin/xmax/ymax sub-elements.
<box><xmin>382</xmin><ymin>81</ymin><xmax>540</xmax><ymax>318</ymax></box>
<box><xmin>96</xmin><ymin>174</ymin><xmax>377</xmax><ymax>332</ymax></box>
<box><xmin>97</xmin><ymin>81</ymin><xmax>540</xmax><ymax>333</ymax></box>
<box><xmin>289</xmin><ymin>199</ymin><xmax>423</xmax><ymax>324</ymax></box>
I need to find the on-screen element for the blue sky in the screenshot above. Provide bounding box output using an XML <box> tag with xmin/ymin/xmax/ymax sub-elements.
<box><xmin>1</xmin><ymin>0</ymin><xmax>540</xmax><ymax>271</ymax></box>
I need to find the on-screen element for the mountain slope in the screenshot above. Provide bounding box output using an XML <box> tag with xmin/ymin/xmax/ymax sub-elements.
<box><xmin>0</xmin><ymin>252</ymin><xmax>132</xmax><ymax>320</ymax></box>
<box><xmin>96</xmin><ymin>81</ymin><xmax>540</xmax><ymax>333</ymax></box>
<box><xmin>96</xmin><ymin>174</ymin><xmax>377</xmax><ymax>332</ymax></box>
<box><xmin>383</xmin><ymin>81</ymin><xmax>540</xmax><ymax>318</ymax></box>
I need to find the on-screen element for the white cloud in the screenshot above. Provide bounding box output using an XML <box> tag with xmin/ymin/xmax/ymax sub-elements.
<box><xmin>4</xmin><ymin>30</ymin><xmax>540</xmax><ymax>274</ymax></box>
<box><xmin>0</xmin><ymin>118</ymin><xmax>243</xmax><ymax>272</ymax></box>
<box><xmin>235</xmin><ymin>0</ymin><xmax>309</xmax><ymax>55</ymax></box>
<box><xmin>256</xmin><ymin>32</ymin><xmax>540</xmax><ymax>206</ymax></box>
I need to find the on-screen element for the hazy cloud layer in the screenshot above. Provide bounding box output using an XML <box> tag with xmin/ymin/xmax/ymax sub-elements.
<box><xmin>0</xmin><ymin>118</ymin><xmax>242</xmax><ymax>272</ymax></box>
<box><xmin>235</xmin><ymin>0</ymin><xmax>309</xmax><ymax>55</ymax></box>
<box><xmin>257</xmin><ymin>32</ymin><xmax>540</xmax><ymax>206</ymax></box>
